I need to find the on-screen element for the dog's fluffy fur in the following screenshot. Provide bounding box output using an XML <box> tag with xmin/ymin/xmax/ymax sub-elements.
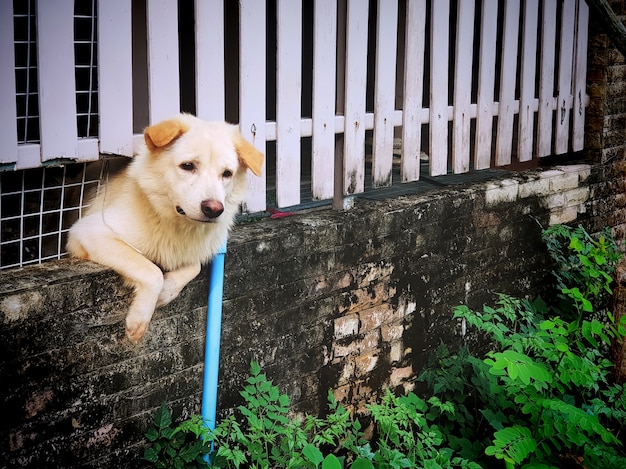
<box><xmin>67</xmin><ymin>114</ymin><xmax>263</xmax><ymax>342</ymax></box>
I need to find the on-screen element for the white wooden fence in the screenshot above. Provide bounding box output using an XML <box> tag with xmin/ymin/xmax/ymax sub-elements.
<box><xmin>0</xmin><ymin>0</ymin><xmax>590</xmax><ymax>215</ymax></box>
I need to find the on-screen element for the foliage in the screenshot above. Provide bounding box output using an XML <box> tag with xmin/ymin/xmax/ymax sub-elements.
<box><xmin>419</xmin><ymin>224</ymin><xmax>626</xmax><ymax>468</ymax></box>
<box><xmin>144</xmin><ymin>403</ymin><xmax>212</xmax><ymax>469</ymax></box>
<box><xmin>144</xmin><ymin>361</ymin><xmax>478</xmax><ymax>468</ymax></box>
<box><xmin>541</xmin><ymin>224</ymin><xmax>621</xmax><ymax>320</ymax></box>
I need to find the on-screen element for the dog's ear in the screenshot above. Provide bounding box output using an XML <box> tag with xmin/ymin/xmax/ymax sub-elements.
<box><xmin>233</xmin><ymin>131</ymin><xmax>264</xmax><ymax>176</ymax></box>
<box><xmin>144</xmin><ymin>118</ymin><xmax>189</xmax><ymax>152</ymax></box>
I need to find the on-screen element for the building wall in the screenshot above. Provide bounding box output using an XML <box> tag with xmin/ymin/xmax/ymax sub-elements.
<box><xmin>0</xmin><ymin>163</ymin><xmax>601</xmax><ymax>468</ymax></box>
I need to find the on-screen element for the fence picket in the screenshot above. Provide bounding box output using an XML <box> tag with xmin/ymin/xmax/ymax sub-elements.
<box><xmin>475</xmin><ymin>0</ymin><xmax>499</xmax><ymax>170</ymax></box>
<box><xmin>555</xmin><ymin>0</ymin><xmax>576</xmax><ymax>155</ymax></box>
<box><xmin>0</xmin><ymin>1</ymin><xmax>18</xmax><ymax>164</ymax></box>
<box><xmin>195</xmin><ymin>0</ymin><xmax>225</xmax><ymax>121</ymax></box>
<box><xmin>240</xmin><ymin>0</ymin><xmax>267</xmax><ymax>212</ymax></box>
<box><xmin>401</xmin><ymin>0</ymin><xmax>426</xmax><ymax>182</ymax></box>
<box><xmin>372</xmin><ymin>0</ymin><xmax>398</xmax><ymax>188</ymax></box>
<box><xmin>429</xmin><ymin>0</ymin><xmax>450</xmax><ymax>176</ymax></box>
<box><xmin>343</xmin><ymin>0</ymin><xmax>369</xmax><ymax>195</ymax></box>
<box><xmin>312</xmin><ymin>0</ymin><xmax>338</xmax><ymax>201</ymax></box>
<box><xmin>98</xmin><ymin>0</ymin><xmax>133</xmax><ymax>156</ymax></box>
<box><xmin>537</xmin><ymin>0</ymin><xmax>557</xmax><ymax>157</ymax></box>
<box><xmin>573</xmin><ymin>0</ymin><xmax>589</xmax><ymax>152</ymax></box>
<box><xmin>452</xmin><ymin>0</ymin><xmax>474</xmax><ymax>174</ymax></box>
<box><xmin>495</xmin><ymin>0</ymin><xmax>520</xmax><ymax>166</ymax></box>
<box><xmin>276</xmin><ymin>0</ymin><xmax>303</xmax><ymax>207</ymax></box>
<box><xmin>518</xmin><ymin>0</ymin><xmax>539</xmax><ymax>162</ymax></box>
<box><xmin>146</xmin><ymin>0</ymin><xmax>180</xmax><ymax>123</ymax></box>
<box><xmin>2</xmin><ymin>0</ymin><xmax>590</xmax><ymax>214</ymax></box>
<box><xmin>37</xmin><ymin>0</ymin><xmax>77</xmax><ymax>163</ymax></box>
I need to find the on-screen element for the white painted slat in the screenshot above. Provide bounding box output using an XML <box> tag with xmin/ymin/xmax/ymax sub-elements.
<box><xmin>474</xmin><ymin>0</ymin><xmax>498</xmax><ymax>170</ymax></box>
<box><xmin>36</xmin><ymin>0</ymin><xmax>77</xmax><ymax>162</ymax></box>
<box><xmin>146</xmin><ymin>0</ymin><xmax>180</xmax><ymax>123</ymax></box>
<box><xmin>429</xmin><ymin>0</ymin><xmax>449</xmax><ymax>176</ymax></box>
<box><xmin>452</xmin><ymin>0</ymin><xmax>474</xmax><ymax>174</ymax></box>
<box><xmin>343</xmin><ymin>0</ymin><xmax>369</xmax><ymax>195</ymax></box>
<box><xmin>372</xmin><ymin>0</ymin><xmax>398</xmax><ymax>187</ymax></box>
<box><xmin>76</xmin><ymin>138</ymin><xmax>100</xmax><ymax>161</ymax></box>
<box><xmin>276</xmin><ymin>0</ymin><xmax>302</xmax><ymax>207</ymax></box>
<box><xmin>0</xmin><ymin>1</ymin><xmax>18</xmax><ymax>164</ymax></box>
<box><xmin>572</xmin><ymin>0</ymin><xmax>589</xmax><ymax>152</ymax></box>
<box><xmin>495</xmin><ymin>0</ymin><xmax>520</xmax><ymax>166</ymax></box>
<box><xmin>312</xmin><ymin>0</ymin><xmax>337</xmax><ymax>201</ymax></box>
<box><xmin>401</xmin><ymin>0</ymin><xmax>426</xmax><ymax>182</ymax></box>
<box><xmin>98</xmin><ymin>0</ymin><xmax>133</xmax><ymax>156</ymax></box>
<box><xmin>518</xmin><ymin>0</ymin><xmax>539</xmax><ymax>162</ymax></box>
<box><xmin>555</xmin><ymin>0</ymin><xmax>576</xmax><ymax>155</ymax></box>
<box><xmin>16</xmin><ymin>145</ymin><xmax>41</xmax><ymax>170</ymax></box>
<box><xmin>537</xmin><ymin>0</ymin><xmax>557</xmax><ymax>157</ymax></box>
<box><xmin>195</xmin><ymin>0</ymin><xmax>225</xmax><ymax>121</ymax></box>
<box><xmin>239</xmin><ymin>0</ymin><xmax>267</xmax><ymax>212</ymax></box>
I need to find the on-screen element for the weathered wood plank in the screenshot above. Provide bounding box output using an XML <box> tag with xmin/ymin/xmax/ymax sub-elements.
<box><xmin>98</xmin><ymin>0</ymin><xmax>133</xmax><ymax>156</ymax></box>
<box><xmin>495</xmin><ymin>0</ymin><xmax>520</xmax><ymax>166</ymax></box>
<box><xmin>401</xmin><ymin>0</ymin><xmax>426</xmax><ymax>182</ymax></box>
<box><xmin>518</xmin><ymin>0</ymin><xmax>539</xmax><ymax>162</ymax></box>
<box><xmin>452</xmin><ymin>0</ymin><xmax>474</xmax><ymax>174</ymax></box>
<box><xmin>572</xmin><ymin>0</ymin><xmax>589</xmax><ymax>152</ymax></box>
<box><xmin>276</xmin><ymin>0</ymin><xmax>302</xmax><ymax>207</ymax></box>
<box><xmin>312</xmin><ymin>0</ymin><xmax>338</xmax><ymax>200</ymax></box>
<box><xmin>475</xmin><ymin>0</ymin><xmax>498</xmax><ymax>170</ymax></box>
<box><xmin>555</xmin><ymin>0</ymin><xmax>576</xmax><ymax>155</ymax></box>
<box><xmin>146</xmin><ymin>0</ymin><xmax>180</xmax><ymax>123</ymax></box>
<box><xmin>240</xmin><ymin>0</ymin><xmax>267</xmax><ymax>212</ymax></box>
<box><xmin>37</xmin><ymin>0</ymin><xmax>77</xmax><ymax>162</ymax></box>
<box><xmin>195</xmin><ymin>0</ymin><xmax>225</xmax><ymax>121</ymax></box>
<box><xmin>537</xmin><ymin>0</ymin><xmax>557</xmax><ymax>157</ymax></box>
<box><xmin>343</xmin><ymin>0</ymin><xmax>369</xmax><ymax>195</ymax></box>
<box><xmin>0</xmin><ymin>1</ymin><xmax>18</xmax><ymax>163</ymax></box>
<box><xmin>372</xmin><ymin>0</ymin><xmax>398</xmax><ymax>187</ymax></box>
<box><xmin>429</xmin><ymin>0</ymin><xmax>450</xmax><ymax>176</ymax></box>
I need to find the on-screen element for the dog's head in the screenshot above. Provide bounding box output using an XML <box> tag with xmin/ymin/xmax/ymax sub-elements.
<box><xmin>137</xmin><ymin>114</ymin><xmax>263</xmax><ymax>223</ymax></box>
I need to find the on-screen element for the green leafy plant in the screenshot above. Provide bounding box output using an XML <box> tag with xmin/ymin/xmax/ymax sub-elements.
<box><xmin>144</xmin><ymin>361</ymin><xmax>478</xmax><ymax>468</ymax></box>
<box><xmin>419</xmin><ymin>224</ymin><xmax>626</xmax><ymax>468</ymax></box>
<box><xmin>144</xmin><ymin>403</ymin><xmax>212</xmax><ymax>468</ymax></box>
<box><xmin>542</xmin><ymin>224</ymin><xmax>621</xmax><ymax>320</ymax></box>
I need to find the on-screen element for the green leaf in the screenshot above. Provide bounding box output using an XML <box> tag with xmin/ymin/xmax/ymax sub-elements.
<box><xmin>350</xmin><ymin>458</ymin><xmax>375</xmax><ymax>469</ymax></box>
<box><xmin>250</xmin><ymin>360</ymin><xmax>261</xmax><ymax>376</ymax></box>
<box><xmin>154</xmin><ymin>403</ymin><xmax>173</xmax><ymax>430</ymax></box>
<box><xmin>322</xmin><ymin>454</ymin><xmax>344</xmax><ymax>469</ymax></box>
<box><xmin>303</xmin><ymin>443</ymin><xmax>325</xmax><ymax>466</ymax></box>
<box><xmin>144</xmin><ymin>447</ymin><xmax>159</xmax><ymax>462</ymax></box>
<box><xmin>486</xmin><ymin>426</ymin><xmax>536</xmax><ymax>465</ymax></box>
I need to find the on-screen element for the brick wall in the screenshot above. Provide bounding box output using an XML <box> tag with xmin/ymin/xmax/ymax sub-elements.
<box><xmin>585</xmin><ymin>0</ymin><xmax>626</xmax><ymax>241</ymax></box>
<box><xmin>586</xmin><ymin>0</ymin><xmax>626</xmax><ymax>382</ymax></box>
<box><xmin>0</xmin><ymin>164</ymin><xmax>602</xmax><ymax>467</ymax></box>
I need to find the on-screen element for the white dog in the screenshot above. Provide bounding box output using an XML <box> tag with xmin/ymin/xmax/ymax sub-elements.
<box><xmin>67</xmin><ymin>114</ymin><xmax>263</xmax><ymax>342</ymax></box>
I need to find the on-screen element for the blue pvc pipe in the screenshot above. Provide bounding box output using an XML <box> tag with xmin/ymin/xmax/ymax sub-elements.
<box><xmin>202</xmin><ymin>243</ymin><xmax>227</xmax><ymax>437</ymax></box>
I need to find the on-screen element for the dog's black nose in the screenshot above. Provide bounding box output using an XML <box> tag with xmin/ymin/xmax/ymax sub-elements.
<box><xmin>201</xmin><ymin>200</ymin><xmax>224</xmax><ymax>218</ymax></box>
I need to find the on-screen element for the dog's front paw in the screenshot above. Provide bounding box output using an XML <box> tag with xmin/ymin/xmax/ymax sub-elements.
<box><xmin>125</xmin><ymin>315</ymin><xmax>150</xmax><ymax>343</ymax></box>
<box><xmin>156</xmin><ymin>278</ymin><xmax>182</xmax><ymax>308</ymax></box>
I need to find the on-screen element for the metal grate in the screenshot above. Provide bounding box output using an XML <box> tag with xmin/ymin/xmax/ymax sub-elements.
<box><xmin>74</xmin><ymin>0</ymin><xmax>98</xmax><ymax>138</ymax></box>
<box><xmin>0</xmin><ymin>163</ymin><xmax>104</xmax><ymax>269</ymax></box>
<box><xmin>13</xmin><ymin>0</ymin><xmax>40</xmax><ymax>144</ymax></box>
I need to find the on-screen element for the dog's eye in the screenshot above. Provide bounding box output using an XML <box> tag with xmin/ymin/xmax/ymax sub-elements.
<box><xmin>180</xmin><ymin>162</ymin><xmax>196</xmax><ymax>171</ymax></box>
<box><xmin>222</xmin><ymin>169</ymin><xmax>233</xmax><ymax>178</ymax></box>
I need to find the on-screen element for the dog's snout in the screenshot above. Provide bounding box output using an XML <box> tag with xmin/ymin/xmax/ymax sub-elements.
<box><xmin>201</xmin><ymin>200</ymin><xmax>224</xmax><ymax>218</ymax></box>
